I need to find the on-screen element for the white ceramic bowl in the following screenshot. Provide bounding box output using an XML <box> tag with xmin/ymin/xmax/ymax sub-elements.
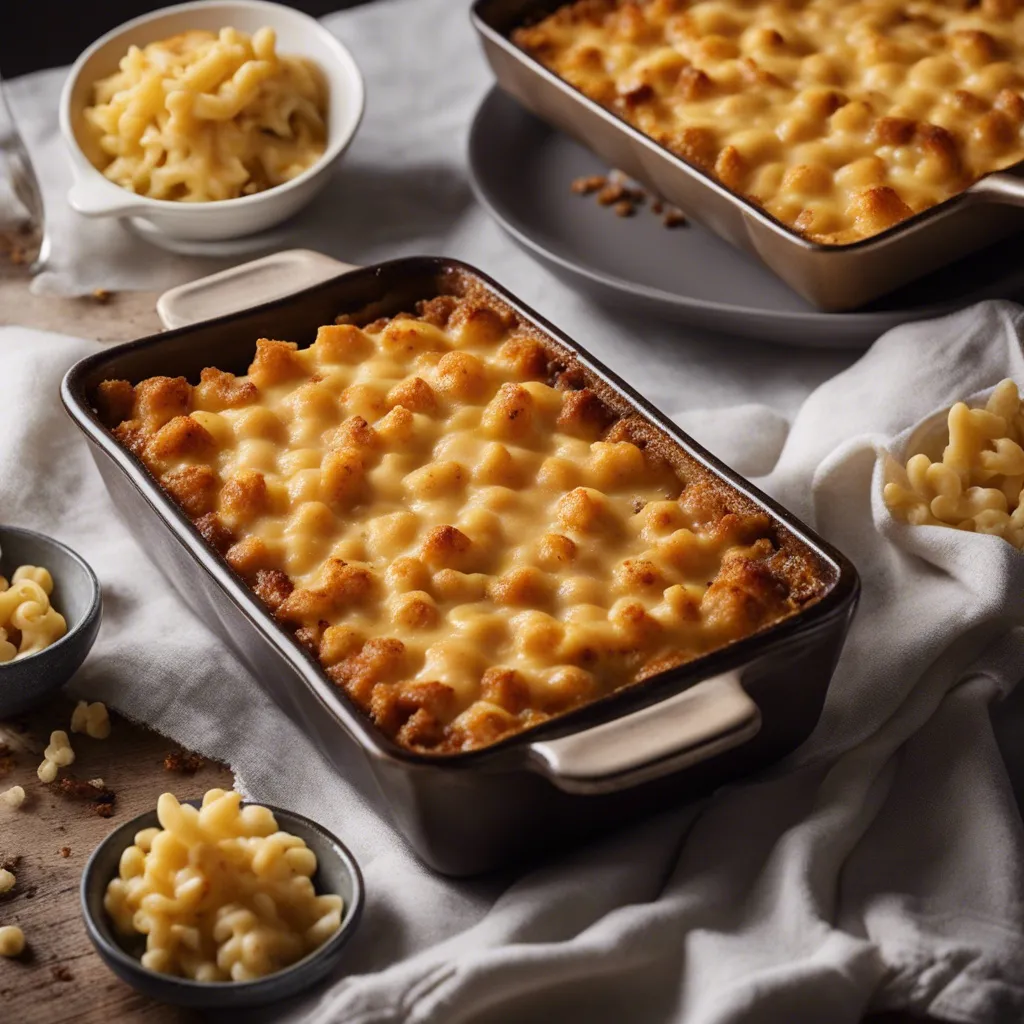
<box><xmin>59</xmin><ymin>0</ymin><xmax>364</xmax><ymax>242</ymax></box>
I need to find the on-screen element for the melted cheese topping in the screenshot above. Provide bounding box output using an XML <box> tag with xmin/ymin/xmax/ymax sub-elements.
<box><xmin>97</xmin><ymin>293</ymin><xmax>822</xmax><ymax>753</ymax></box>
<box><xmin>515</xmin><ymin>0</ymin><xmax>1024</xmax><ymax>244</ymax></box>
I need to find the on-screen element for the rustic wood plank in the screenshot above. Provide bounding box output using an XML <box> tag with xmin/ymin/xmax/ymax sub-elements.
<box><xmin>0</xmin><ymin>693</ymin><xmax>229</xmax><ymax>1024</ymax></box>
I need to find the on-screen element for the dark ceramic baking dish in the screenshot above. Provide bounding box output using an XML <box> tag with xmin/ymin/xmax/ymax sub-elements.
<box><xmin>62</xmin><ymin>256</ymin><xmax>859</xmax><ymax>876</ymax></box>
<box><xmin>471</xmin><ymin>0</ymin><xmax>1024</xmax><ymax>312</ymax></box>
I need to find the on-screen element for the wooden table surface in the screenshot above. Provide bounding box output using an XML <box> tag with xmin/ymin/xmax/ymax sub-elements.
<box><xmin>0</xmin><ymin>275</ymin><xmax>221</xmax><ymax>1024</ymax></box>
<box><xmin>0</xmin><ymin>272</ymin><xmax>939</xmax><ymax>1024</ymax></box>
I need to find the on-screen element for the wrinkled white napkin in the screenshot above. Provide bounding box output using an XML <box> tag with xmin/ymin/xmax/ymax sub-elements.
<box><xmin>2</xmin><ymin>299</ymin><xmax>1024</xmax><ymax>1023</ymax></box>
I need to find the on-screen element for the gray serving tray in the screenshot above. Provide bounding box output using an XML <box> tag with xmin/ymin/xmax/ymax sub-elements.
<box><xmin>469</xmin><ymin>88</ymin><xmax>1024</xmax><ymax>349</ymax></box>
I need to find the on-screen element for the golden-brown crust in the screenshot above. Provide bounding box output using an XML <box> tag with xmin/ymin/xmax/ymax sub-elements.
<box><xmin>97</xmin><ymin>289</ymin><xmax>829</xmax><ymax>756</ymax></box>
<box><xmin>94</xmin><ymin>379</ymin><xmax>135</xmax><ymax>428</ymax></box>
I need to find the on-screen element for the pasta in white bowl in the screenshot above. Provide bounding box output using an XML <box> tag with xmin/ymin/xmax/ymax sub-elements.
<box><xmin>60</xmin><ymin>0</ymin><xmax>364</xmax><ymax>242</ymax></box>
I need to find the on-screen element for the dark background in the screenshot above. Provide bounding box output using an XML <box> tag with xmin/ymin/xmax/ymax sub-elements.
<box><xmin>0</xmin><ymin>0</ymin><xmax>374</xmax><ymax>78</ymax></box>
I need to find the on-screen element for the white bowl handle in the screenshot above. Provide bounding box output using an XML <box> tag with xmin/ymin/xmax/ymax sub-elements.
<box><xmin>156</xmin><ymin>250</ymin><xmax>359</xmax><ymax>329</ymax></box>
<box><xmin>67</xmin><ymin>178</ymin><xmax>149</xmax><ymax>218</ymax></box>
<box><xmin>528</xmin><ymin>671</ymin><xmax>761</xmax><ymax>794</ymax></box>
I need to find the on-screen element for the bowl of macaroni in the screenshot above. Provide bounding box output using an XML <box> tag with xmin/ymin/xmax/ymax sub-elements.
<box><xmin>0</xmin><ymin>525</ymin><xmax>102</xmax><ymax>717</ymax></box>
<box><xmin>59</xmin><ymin>0</ymin><xmax>364</xmax><ymax>242</ymax></box>
<box><xmin>81</xmin><ymin>790</ymin><xmax>364</xmax><ymax>1009</ymax></box>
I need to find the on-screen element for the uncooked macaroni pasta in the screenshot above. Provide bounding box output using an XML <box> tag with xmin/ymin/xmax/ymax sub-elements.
<box><xmin>885</xmin><ymin>378</ymin><xmax>1024</xmax><ymax>546</ymax></box>
<box><xmin>515</xmin><ymin>0</ymin><xmax>1024</xmax><ymax>243</ymax></box>
<box><xmin>83</xmin><ymin>27</ymin><xmax>327</xmax><ymax>202</ymax></box>
<box><xmin>104</xmin><ymin>790</ymin><xmax>343</xmax><ymax>982</ymax></box>
<box><xmin>0</xmin><ymin>565</ymin><xmax>67</xmax><ymax>663</ymax></box>
<box><xmin>95</xmin><ymin>286</ymin><xmax>827</xmax><ymax>754</ymax></box>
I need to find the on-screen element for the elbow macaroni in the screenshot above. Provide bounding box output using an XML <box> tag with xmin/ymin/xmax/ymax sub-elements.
<box><xmin>104</xmin><ymin>790</ymin><xmax>343</xmax><ymax>982</ymax></box>
<box><xmin>885</xmin><ymin>378</ymin><xmax>1024</xmax><ymax>545</ymax></box>
<box><xmin>71</xmin><ymin>700</ymin><xmax>112</xmax><ymax>740</ymax></box>
<box><xmin>0</xmin><ymin>565</ymin><xmax>67</xmax><ymax>663</ymax></box>
<box><xmin>516</xmin><ymin>0</ymin><xmax>1024</xmax><ymax>244</ymax></box>
<box><xmin>0</xmin><ymin>926</ymin><xmax>25</xmax><ymax>958</ymax></box>
<box><xmin>83</xmin><ymin>27</ymin><xmax>327</xmax><ymax>202</ymax></box>
<box><xmin>38</xmin><ymin>729</ymin><xmax>76</xmax><ymax>784</ymax></box>
<box><xmin>0</xmin><ymin>786</ymin><xmax>25</xmax><ymax>810</ymax></box>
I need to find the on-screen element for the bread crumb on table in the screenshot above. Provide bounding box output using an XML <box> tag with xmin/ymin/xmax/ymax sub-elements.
<box><xmin>162</xmin><ymin>749</ymin><xmax>207</xmax><ymax>774</ymax></box>
<box><xmin>49</xmin><ymin>774</ymin><xmax>116</xmax><ymax>817</ymax></box>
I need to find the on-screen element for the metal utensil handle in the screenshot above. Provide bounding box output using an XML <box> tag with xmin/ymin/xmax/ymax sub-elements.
<box><xmin>970</xmin><ymin>171</ymin><xmax>1024</xmax><ymax>207</ymax></box>
<box><xmin>528</xmin><ymin>671</ymin><xmax>761</xmax><ymax>794</ymax></box>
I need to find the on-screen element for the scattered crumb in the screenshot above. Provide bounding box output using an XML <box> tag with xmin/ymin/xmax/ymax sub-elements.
<box><xmin>92</xmin><ymin>288</ymin><xmax>112</xmax><ymax>304</ymax></box>
<box><xmin>573</xmin><ymin>170</ymin><xmax>687</xmax><ymax>229</ymax></box>
<box><xmin>596</xmin><ymin>182</ymin><xmax>627</xmax><ymax>206</ymax></box>
<box><xmin>59</xmin><ymin>847</ymin><xmax>71</xmax><ymax>859</ymax></box>
<box><xmin>0</xmin><ymin>857</ymin><xmax>21</xmax><ymax>874</ymax></box>
<box><xmin>50</xmin><ymin>965</ymin><xmax>73</xmax><ymax>983</ymax></box>
<box><xmin>23</xmin><ymin>886</ymin><xmax>37</xmax><ymax>899</ymax></box>
<box><xmin>570</xmin><ymin>174</ymin><xmax>607</xmax><ymax>195</ymax></box>
<box><xmin>88</xmin><ymin>779</ymin><xmax>105</xmax><ymax>789</ymax></box>
<box><xmin>163</xmin><ymin>749</ymin><xmax>207</xmax><ymax>775</ymax></box>
<box><xmin>50</xmin><ymin>775</ymin><xmax>116</xmax><ymax>817</ymax></box>
<box><xmin>0</xmin><ymin>745</ymin><xmax>14</xmax><ymax>777</ymax></box>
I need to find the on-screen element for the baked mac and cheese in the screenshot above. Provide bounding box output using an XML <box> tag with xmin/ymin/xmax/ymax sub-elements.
<box><xmin>885</xmin><ymin>377</ymin><xmax>1024</xmax><ymax>545</ymax></box>
<box><xmin>95</xmin><ymin>286</ymin><xmax>827</xmax><ymax>754</ymax></box>
<box><xmin>515</xmin><ymin>0</ymin><xmax>1024</xmax><ymax>244</ymax></box>
<box><xmin>83</xmin><ymin>27</ymin><xmax>327</xmax><ymax>202</ymax></box>
<box><xmin>104</xmin><ymin>790</ymin><xmax>343</xmax><ymax>982</ymax></box>
<box><xmin>0</xmin><ymin>564</ymin><xmax>67</xmax><ymax>663</ymax></box>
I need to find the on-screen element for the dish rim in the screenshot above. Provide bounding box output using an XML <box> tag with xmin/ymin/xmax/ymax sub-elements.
<box><xmin>79</xmin><ymin>798</ymin><xmax>365</xmax><ymax>997</ymax></box>
<box><xmin>470</xmin><ymin>0</ymin><xmax>1012</xmax><ymax>256</ymax></box>
<box><xmin>58</xmin><ymin>0</ymin><xmax>366</xmax><ymax>214</ymax></box>
<box><xmin>60</xmin><ymin>255</ymin><xmax>860</xmax><ymax>772</ymax></box>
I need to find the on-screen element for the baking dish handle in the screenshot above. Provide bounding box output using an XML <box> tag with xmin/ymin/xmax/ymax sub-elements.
<box><xmin>156</xmin><ymin>250</ymin><xmax>359</xmax><ymax>329</ymax></box>
<box><xmin>527</xmin><ymin>671</ymin><xmax>760</xmax><ymax>794</ymax></box>
<box><xmin>970</xmin><ymin>172</ymin><xmax>1024</xmax><ymax>207</ymax></box>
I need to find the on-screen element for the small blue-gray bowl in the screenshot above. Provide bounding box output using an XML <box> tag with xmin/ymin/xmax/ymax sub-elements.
<box><xmin>0</xmin><ymin>524</ymin><xmax>102</xmax><ymax>717</ymax></box>
<box><xmin>81</xmin><ymin>800</ymin><xmax>364</xmax><ymax>1009</ymax></box>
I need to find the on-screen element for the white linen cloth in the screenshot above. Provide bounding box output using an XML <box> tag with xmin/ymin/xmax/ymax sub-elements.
<box><xmin>2</xmin><ymin>0</ymin><xmax>1024</xmax><ymax>1019</ymax></box>
<box><xmin>3</xmin><ymin>302</ymin><xmax>1024</xmax><ymax>1023</ymax></box>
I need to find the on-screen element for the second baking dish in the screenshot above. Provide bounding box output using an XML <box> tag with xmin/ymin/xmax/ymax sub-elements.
<box><xmin>472</xmin><ymin>0</ymin><xmax>1024</xmax><ymax>312</ymax></box>
<box><xmin>62</xmin><ymin>257</ymin><xmax>858</xmax><ymax>874</ymax></box>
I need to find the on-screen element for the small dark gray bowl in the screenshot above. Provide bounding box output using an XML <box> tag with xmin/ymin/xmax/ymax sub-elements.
<box><xmin>0</xmin><ymin>524</ymin><xmax>102</xmax><ymax>717</ymax></box>
<box><xmin>81</xmin><ymin>800</ymin><xmax>365</xmax><ymax>1009</ymax></box>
